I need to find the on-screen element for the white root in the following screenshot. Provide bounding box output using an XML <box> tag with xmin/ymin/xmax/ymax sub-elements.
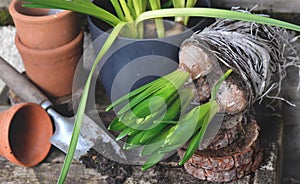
<box><xmin>179</xmin><ymin>14</ymin><xmax>300</xmax><ymax>113</ymax></box>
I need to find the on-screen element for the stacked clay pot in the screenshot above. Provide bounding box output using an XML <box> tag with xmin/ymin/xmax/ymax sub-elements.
<box><xmin>9</xmin><ymin>0</ymin><xmax>83</xmax><ymax>97</ymax></box>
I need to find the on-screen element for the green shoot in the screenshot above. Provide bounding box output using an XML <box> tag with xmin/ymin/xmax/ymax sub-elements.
<box><xmin>184</xmin><ymin>0</ymin><xmax>197</xmax><ymax>25</ymax></box>
<box><xmin>162</xmin><ymin>0</ymin><xmax>173</xmax><ymax>8</ymax></box>
<box><xmin>119</xmin><ymin>0</ymin><xmax>134</xmax><ymax>22</ymax></box>
<box><xmin>22</xmin><ymin>0</ymin><xmax>121</xmax><ymax>27</ymax></box>
<box><xmin>211</xmin><ymin>69</ymin><xmax>233</xmax><ymax>101</ymax></box>
<box><xmin>172</xmin><ymin>0</ymin><xmax>185</xmax><ymax>23</ymax></box>
<box><xmin>149</xmin><ymin>0</ymin><xmax>165</xmax><ymax>38</ymax></box>
<box><xmin>136</xmin><ymin>8</ymin><xmax>300</xmax><ymax>32</ymax></box>
<box><xmin>57</xmin><ymin>22</ymin><xmax>127</xmax><ymax>184</ymax></box>
<box><xmin>142</xmin><ymin>70</ymin><xmax>229</xmax><ymax>169</ymax></box>
<box><xmin>110</xmin><ymin>0</ymin><xmax>125</xmax><ymax>21</ymax></box>
<box><xmin>179</xmin><ymin>69</ymin><xmax>232</xmax><ymax>165</ymax></box>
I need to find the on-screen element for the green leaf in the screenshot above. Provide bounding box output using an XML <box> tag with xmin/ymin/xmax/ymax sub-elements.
<box><xmin>119</xmin><ymin>0</ymin><xmax>134</xmax><ymax>22</ymax></box>
<box><xmin>180</xmin><ymin>88</ymin><xmax>195</xmax><ymax>114</ymax></box>
<box><xmin>107</xmin><ymin>71</ymin><xmax>175</xmax><ymax>112</ymax></box>
<box><xmin>125</xmin><ymin>130</ymin><xmax>145</xmax><ymax>146</ymax></box>
<box><xmin>105</xmin><ymin>83</ymin><xmax>151</xmax><ymax>111</ymax></box>
<box><xmin>124</xmin><ymin>133</ymin><xmax>144</xmax><ymax>150</ymax></box>
<box><xmin>153</xmin><ymin>93</ymin><xmax>181</xmax><ymax>122</ymax></box>
<box><xmin>127</xmin><ymin>126</ymin><xmax>143</xmax><ymax>136</ymax></box>
<box><xmin>139</xmin><ymin>123</ymin><xmax>172</xmax><ymax>144</ymax></box>
<box><xmin>108</xmin><ymin>118</ymin><xmax>127</xmax><ymax>131</ymax></box>
<box><xmin>153</xmin><ymin>102</ymin><xmax>211</xmax><ymax>157</ymax></box>
<box><xmin>57</xmin><ymin>22</ymin><xmax>127</xmax><ymax>184</ymax></box>
<box><xmin>140</xmin><ymin>127</ymin><xmax>172</xmax><ymax>156</ymax></box>
<box><xmin>110</xmin><ymin>0</ymin><xmax>126</xmax><ymax>21</ymax></box>
<box><xmin>136</xmin><ymin>8</ymin><xmax>300</xmax><ymax>32</ymax></box>
<box><xmin>130</xmin><ymin>84</ymin><xmax>177</xmax><ymax>117</ymax></box>
<box><xmin>163</xmin><ymin>103</ymin><xmax>210</xmax><ymax>147</ymax></box>
<box><xmin>132</xmin><ymin>0</ymin><xmax>143</xmax><ymax>16</ymax></box>
<box><xmin>153</xmin><ymin>120</ymin><xmax>178</xmax><ymax>124</ymax></box>
<box><xmin>184</xmin><ymin>0</ymin><xmax>197</xmax><ymax>25</ymax></box>
<box><xmin>172</xmin><ymin>0</ymin><xmax>185</xmax><ymax>23</ymax></box>
<box><xmin>210</xmin><ymin>69</ymin><xmax>233</xmax><ymax>101</ymax></box>
<box><xmin>162</xmin><ymin>0</ymin><xmax>173</xmax><ymax>8</ymax></box>
<box><xmin>172</xmin><ymin>0</ymin><xmax>185</xmax><ymax>8</ymax></box>
<box><xmin>142</xmin><ymin>151</ymin><xmax>165</xmax><ymax>171</ymax></box>
<box><xmin>22</xmin><ymin>0</ymin><xmax>121</xmax><ymax>26</ymax></box>
<box><xmin>117</xmin><ymin>70</ymin><xmax>189</xmax><ymax>117</ymax></box>
<box><xmin>149</xmin><ymin>0</ymin><xmax>165</xmax><ymax>37</ymax></box>
<box><xmin>116</xmin><ymin>127</ymin><xmax>135</xmax><ymax>141</ymax></box>
<box><xmin>185</xmin><ymin>0</ymin><xmax>197</xmax><ymax>7</ymax></box>
<box><xmin>158</xmin><ymin>143</ymin><xmax>181</xmax><ymax>153</ymax></box>
<box><xmin>179</xmin><ymin>101</ymin><xmax>218</xmax><ymax>165</ymax></box>
<box><xmin>178</xmin><ymin>127</ymin><xmax>201</xmax><ymax>165</ymax></box>
<box><xmin>140</xmin><ymin>142</ymin><xmax>161</xmax><ymax>156</ymax></box>
<box><xmin>152</xmin><ymin>87</ymin><xmax>194</xmax><ymax>124</ymax></box>
<box><xmin>20</xmin><ymin>4</ymin><xmax>56</xmax><ymax>9</ymax></box>
<box><xmin>117</xmin><ymin>81</ymin><xmax>166</xmax><ymax>115</ymax></box>
<box><xmin>177</xmin><ymin>70</ymin><xmax>231</xmax><ymax>165</ymax></box>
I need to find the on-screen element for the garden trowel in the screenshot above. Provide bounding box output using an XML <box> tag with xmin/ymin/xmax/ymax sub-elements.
<box><xmin>0</xmin><ymin>56</ymin><xmax>127</xmax><ymax>163</ymax></box>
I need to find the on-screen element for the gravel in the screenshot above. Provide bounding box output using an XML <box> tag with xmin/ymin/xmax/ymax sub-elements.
<box><xmin>0</xmin><ymin>25</ymin><xmax>23</xmax><ymax>92</ymax></box>
<box><xmin>0</xmin><ymin>0</ymin><xmax>11</xmax><ymax>9</ymax></box>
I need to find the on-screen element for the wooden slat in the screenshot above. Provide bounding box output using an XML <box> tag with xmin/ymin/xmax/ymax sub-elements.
<box><xmin>0</xmin><ymin>103</ymin><xmax>282</xmax><ymax>184</ymax></box>
<box><xmin>211</xmin><ymin>0</ymin><xmax>300</xmax><ymax>13</ymax></box>
<box><xmin>0</xmin><ymin>86</ymin><xmax>283</xmax><ymax>183</ymax></box>
<box><xmin>0</xmin><ymin>160</ymin><xmax>106</xmax><ymax>184</ymax></box>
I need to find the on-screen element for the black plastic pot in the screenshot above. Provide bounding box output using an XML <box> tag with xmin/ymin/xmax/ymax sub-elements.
<box><xmin>88</xmin><ymin>0</ymin><xmax>212</xmax><ymax>101</ymax></box>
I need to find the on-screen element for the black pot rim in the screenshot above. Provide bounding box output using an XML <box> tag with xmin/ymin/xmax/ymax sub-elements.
<box><xmin>88</xmin><ymin>0</ymin><xmax>211</xmax><ymax>41</ymax></box>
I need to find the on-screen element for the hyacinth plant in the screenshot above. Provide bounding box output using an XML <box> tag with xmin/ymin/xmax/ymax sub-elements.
<box><xmin>106</xmin><ymin>68</ymin><xmax>233</xmax><ymax>170</ymax></box>
<box><xmin>21</xmin><ymin>0</ymin><xmax>300</xmax><ymax>183</ymax></box>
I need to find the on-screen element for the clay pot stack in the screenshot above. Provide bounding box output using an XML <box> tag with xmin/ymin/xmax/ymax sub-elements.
<box><xmin>9</xmin><ymin>0</ymin><xmax>83</xmax><ymax>97</ymax></box>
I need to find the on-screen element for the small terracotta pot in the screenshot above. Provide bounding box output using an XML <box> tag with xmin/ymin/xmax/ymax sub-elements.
<box><xmin>15</xmin><ymin>31</ymin><xmax>84</xmax><ymax>97</ymax></box>
<box><xmin>0</xmin><ymin>103</ymin><xmax>53</xmax><ymax>167</ymax></box>
<box><xmin>9</xmin><ymin>0</ymin><xmax>80</xmax><ymax>49</ymax></box>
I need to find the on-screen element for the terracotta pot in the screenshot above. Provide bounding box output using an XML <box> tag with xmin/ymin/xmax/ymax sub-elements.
<box><xmin>9</xmin><ymin>0</ymin><xmax>80</xmax><ymax>49</ymax></box>
<box><xmin>15</xmin><ymin>31</ymin><xmax>84</xmax><ymax>97</ymax></box>
<box><xmin>0</xmin><ymin>103</ymin><xmax>53</xmax><ymax>167</ymax></box>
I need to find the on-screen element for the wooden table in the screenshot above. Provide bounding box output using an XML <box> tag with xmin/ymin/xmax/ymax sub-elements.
<box><xmin>0</xmin><ymin>85</ymin><xmax>283</xmax><ymax>183</ymax></box>
<box><xmin>0</xmin><ymin>3</ymin><xmax>299</xmax><ymax>182</ymax></box>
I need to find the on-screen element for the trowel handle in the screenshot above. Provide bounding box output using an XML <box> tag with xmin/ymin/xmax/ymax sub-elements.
<box><xmin>0</xmin><ymin>56</ymin><xmax>49</xmax><ymax>105</ymax></box>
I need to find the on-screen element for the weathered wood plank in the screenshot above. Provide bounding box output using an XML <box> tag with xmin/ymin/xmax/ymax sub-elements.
<box><xmin>0</xmin><ymin>148</ymin><xmax>101</xmax><ymax>183</ymax></box>
<box><xmin>0</xmin><ymin>160</ymin><xmax>106</xmax><ymax>184</ymax></box>
<box><xmin>0</xmin><ymin>87</ymin><xmax>284</xmax><ymax>184</ymax></box>
<box><xmin>253</xmin><ymin>103</ymin><xmax>283</xmax><ymax>184</ymax></box>
<box><xmin>0</xmin><ymin>103</ymin><xmax>282</xmax><ymax>184</ymax></box>
<box><xmin>126</xmin><ymin>166</ymin><xmax>251</xmax><ymax>184</ymax></box>
<box><xmin>211</xmin><ymin>0</ymin><xmax>300</xmax><ymax>13</ymax></box>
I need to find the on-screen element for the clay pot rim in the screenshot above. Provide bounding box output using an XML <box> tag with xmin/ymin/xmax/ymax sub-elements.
<box><xmin>0</xmin><ymin>102</ymin><xmax>53</xmax><ymax>167</ymax></box>
<box><xmin>9</xmin><ymin>0</ymin><xmax>73</xmax><ymax>24</ymax></box>
<box><xmin>15</xmin><ymin>30</ymin><xmax>84</xmax><ymax>53</ymax></box>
